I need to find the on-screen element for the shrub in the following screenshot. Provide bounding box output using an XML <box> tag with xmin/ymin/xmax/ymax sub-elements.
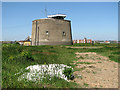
<box><xmin>63</xmin><ymin>67</ymin><xmax>74</xmax><ymax>80</ymax></box>
<box><xmin>8</xmin><ymin>56</ymin><xmax>15</xmax><ymax>60</ymax></box>
<box><xmin>15</xmin><ymin>42</ymin><xmax>20</xmax><ymax>45</ymax></box>
<box><xmin>20</xmin><ymin>50</ymin><xmax>34</xmax><ymax>60</ymax></box>
<box><xmin>50</xmin><ymin>46</ymin><xmax>53</xmax><ymax>48</ymax></box>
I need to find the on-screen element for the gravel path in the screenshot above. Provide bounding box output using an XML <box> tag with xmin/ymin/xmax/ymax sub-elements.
<box><xmin>72</xmin><ymin>52</ymin><xmax>118</xmax><ymax>88</ymax></box>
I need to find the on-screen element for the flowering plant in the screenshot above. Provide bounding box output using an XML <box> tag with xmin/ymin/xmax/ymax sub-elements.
<box><xmin>16</xmin><ymin>64</ymin><xmax>74</xmax><ymax>82</ymax></box>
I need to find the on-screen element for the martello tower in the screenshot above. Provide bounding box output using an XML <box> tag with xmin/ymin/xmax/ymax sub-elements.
<box><xmin>31</xmin><ymin>14</ymin><xmax>73</xmax><ymax>45</ymax></box>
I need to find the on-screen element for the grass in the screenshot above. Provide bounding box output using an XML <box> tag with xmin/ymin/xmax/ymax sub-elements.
<box><xmin>74</xmin><ymin>66</ymin><xmax>86</xmax><ymax>72</ymax></box>
<box><xmin>78</xmin><ymin>56</ymin><xmax>84</xmax><ymax>59</ymax></box>
<box><xmin>2</xmin><ymin>43</ymin><xmax>118</xmax><ymax>88</ymax></box>
<box><xmin>83</xmin><ymin>83</ymin><xmax>89</xmax><ymax>87</ymax></box>
<box><xmin>98</xmin><ymin>61</ymin><xmax>102</xmax><ymax>63</ymax></box>
<box><xmin>76</xmin><ymin>62</ymin><xmax>95</xmax><ymax>64</ymax></box>
<box><xmin>92</xmin><ymin>71</ymin><xmax>97</xmax><ymax>74</ymax></box>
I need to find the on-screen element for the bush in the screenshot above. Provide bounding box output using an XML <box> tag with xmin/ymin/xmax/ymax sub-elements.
<box><xmin>8</xmin><ymin>56</ymin><xmax>15</xmax><ymax>60</ymax></box>
<box><xmin>63</xmin><ymin>67</ymin><xmax>73</xmax><ymax>80</ymax></box>
<box><xmin>15</xmin><ymin>42</ymin><xmax>20</xmax><ymax>45</ymax></box>
<box><xmin>20</xmin><ymin>50</ymin><xmax>34</xmax><ymax>60</ymax></box>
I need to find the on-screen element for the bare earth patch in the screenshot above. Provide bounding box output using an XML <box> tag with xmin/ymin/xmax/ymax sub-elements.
<box><xmin>72</xmin><ymin>52</ymin><xmax>118</xmax><ymax>88</ymax></box>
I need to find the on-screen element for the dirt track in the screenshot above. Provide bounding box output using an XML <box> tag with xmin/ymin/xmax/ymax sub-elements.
<box><xmin>72</xmin><ymin>52</ymin><xmax>118</xmax><ymax>88</ymax></box>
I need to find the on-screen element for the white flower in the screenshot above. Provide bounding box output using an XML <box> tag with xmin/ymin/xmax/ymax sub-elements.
<box><xmin>17</xmin><ymin>64</ymin><xmax>73</xmax><ymax>82</ymax></box>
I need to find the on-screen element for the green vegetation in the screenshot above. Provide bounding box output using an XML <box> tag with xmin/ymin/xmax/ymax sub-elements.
<box><xmin>63</xmin><ymin>67</ymin><xmax>73</xmax><ymax>80</ymax></box>
<box><xmin>2</xmin><ymin>43</ymin><xmax>118</xmax><ymax>88</ymax></box>
<box><xmin>83</xmin><ymin>83</ymin><xmax>89</xmax><ymax>87</ymax></box>
<box><xmin>98</xmin><ymin>61</ymin><xmax>102</xmax><ymax>63</ymax></box>
<box><xmin>78</xmin><ymin>56</ymin><xmax>84</xmax><ymax>59</ymax></box>
<box><xmin>76</xmin><ymin>62</ymin><xmax>95</xmax><ymax>64</ymax></box>
<box><xmin>72</xmin><ymin>43</ymin><xmax>118</xmax><ymax>47</ymax></box>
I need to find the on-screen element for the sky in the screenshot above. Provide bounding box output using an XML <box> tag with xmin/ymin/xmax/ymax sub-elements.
<box><xmin>2</xmin><ymin>2</ymin><xmax>118</xmax><ymax>41</ymax></box>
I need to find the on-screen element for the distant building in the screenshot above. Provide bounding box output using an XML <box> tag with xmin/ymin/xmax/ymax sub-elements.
<box><xmin>2</xmin><ymin>41</ymin><xmax>16</xmax><ymax>44</ymax></box>
<box><xmin>99</xmin><ymin>41</ymin><xmax>105</xmax><ymax>44</ymax></box>
<box><xmin>94</xmin><ymin>40</ymin><xmax>104</xmax><ymax>44</ymax></box>
<box><xmin>18</xmin><ymin>36</ymin><xmax>31</xmax><ymax>46</ymax></box>
<box><xmin>23</xmin><ymin>40</ymin><xmax>31</xmax><ymax>46</ymax></box>
<box><xmin>73</xmin><ymin>40</ymin><xmax>77</xmax><ymax>44</ymax></box>
<box><xmin>79</xmin><ymin>40</ymin><xmax>84</xmax><ymax>43</ymax></box>
<box><xmin>105</xmin><ymin>41</ymin><xmax>110</xmax><ymax>43</ymax></box>
<box><xmin>109</xmin><ymin>40</ymin><xmax>118</xmax><ymax>43</ymax></box>
<box><xmin>18</xmin><ymin>40</ymin><xmax>31</xmax><ymax>46</ymax></box>
<box><xmin>86</xmin><ymin>39</ymin><xmax>92</xmax><ymax>43</ymax></box>
<box><xmin>94</xmin><ymin>40</ymin><xmax>118</xmax><ymax>44</ymax></box>
<box><xmin>18</xmin><ymin>41</ymin><xmax>24</xmax><ymax>45</ymax></box>
<box><xmin>74</xmin><ymin>39</ymin><xmax>118</xmax><ymax>44</ymax></box>
<box><xmin>73</xmin><ymin>38</ymin><xmax>92</xmax><ymax>44</ymax></box>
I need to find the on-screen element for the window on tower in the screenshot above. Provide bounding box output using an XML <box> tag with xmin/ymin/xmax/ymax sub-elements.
<box><xmin>46</xmin><ymin>31</ymin><xmax>49</xmax><ymax>35</ymax></box>
<box><xmin>63</xmin><ymin>32</ymin><xmax>66</xmax><ymax>36</ymax></box>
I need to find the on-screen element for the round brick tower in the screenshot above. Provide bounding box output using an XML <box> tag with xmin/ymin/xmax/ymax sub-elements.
<box><xmin>31</xmin><ymin>14</ymin><xmax>73</xmax><ymax>45</ymax></box>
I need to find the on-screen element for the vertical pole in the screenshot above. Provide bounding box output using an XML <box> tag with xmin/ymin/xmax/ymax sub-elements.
<box><xmin>45</xmin><ymin>8</ymin><xmax>47</xmax><ymax>18</ymax></box>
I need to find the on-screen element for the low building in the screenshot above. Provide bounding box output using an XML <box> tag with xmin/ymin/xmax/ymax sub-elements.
<box><xmin>73</xmin><ymin>40</ymin><xmax>77</xmax><ymax>44</ymax></box>
<box><xmin>23</xmin><ymin>40</ymin><xmax>31</xmax><ymax>46</ymax></box>
<box><xmin>73</xmin><ymin>38</ymin><xmax>92</xmax><ymax>44</ymax></box>
<box><xmin>18</xmin><ymin>36</ymin><xmax>31</xmax><ymax>46</ymax></box>
<box><xmin>79</xmin><ymin>40</ymin><xmax>84</xmax><ymax>43</ymax></box>
<box><xmin>105</xmin><ymin>41</ymin><xmax>110</xmax><ymax>43</ymax></box>
<box><xmin>109</xmin><ymin>40</ymin><xmax>117</xmax><ymax>43</ymax></box>
<box><xmin>18</xmin><ymin>41</ymin><xmax>24</xmax><ymax>45</ymax></box>
<box><xmin>86</xmin><ymin>39</ymin><xmax>92</xmax><ymax>43</ymax></box>
<box><xmin>18</xmin><ymin>40</ymin><xmax>31</xmax><ymax>46</ymax></box>
<box><xmin>94</xmin><ymin>40</ymin><xmax>105</xmax><ymax>44</ymax></box>
<box><xmin>2</xmin><ymin>41</ymin><xmax>16</xmax><ymax>44</ymax></box>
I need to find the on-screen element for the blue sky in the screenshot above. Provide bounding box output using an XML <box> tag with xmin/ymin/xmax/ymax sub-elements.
<box><xmin>2</xmin><ymin>2</ymin><xmax>118</xmax><ymax>41</ymax></box>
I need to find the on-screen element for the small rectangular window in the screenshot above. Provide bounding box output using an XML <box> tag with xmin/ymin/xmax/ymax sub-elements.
<box><xmin>46</xmin><ymin>31</ymin><xmax>48</xmax><ymax>35</ymax></box>
<box><xmin>63</xmin><ymin>32</ymin><xmax>66</xmax><ymax>36</ymax></box>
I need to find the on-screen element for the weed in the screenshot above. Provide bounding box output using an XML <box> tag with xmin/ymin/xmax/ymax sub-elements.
<box><xmin>98</xmin><ymin>57</ymin><xmax>101</xmax><ymax>60</ymax></box>
<box><xmin>92</xmin><ymin>71</ymin><xmax>96</xmax><ymax>74</ymax></box>
<box><xmin>74</xmin><ymin>66</ymin><xmax>86</xmax><ymax>71</ymax></box>
<box><xmin>8</xmin><ymin>56</ymin><xmax>15</xmax><ymax>60</ymax></box>
<box><xmin>50</xmin><ymin>46</ymin><xmax>54</xmax><ymax>48</ymax></box>
<box><xmin>83</xmin><ymin>83</ymin><xmax>89</xmax><ymax>87</ymax></box>
<box><xmin>98</xmin><ymin>61</ymin><xmax>102</xmax><ymax>63</ymax></box>
<box><xmin>63</xmin><ymin>67</ymin><xmax>73</xmax><ymax>80</ymax></box>
<box><xmin>86</xmin><ymin>70</ymin><xmax>90</xmax><ymax>73</ymax></box>
<box><xmin>21</xmin><ymin>50</ymin><xmax>33</xmax><ymax>60</ymax></box>
<box><xmin>79</xmin><ymin>56</ymin><xmax>84</xmax><ymax>59</ymax></box>
<box><xmin>76</xmin><ymin>62</ymin><xmax>95</xmax><ymax>64</ymax></box>
<box><xmin>77</xmin><ymin>75</ymin><xmax>83</xmax><ymax>79</ymax></box>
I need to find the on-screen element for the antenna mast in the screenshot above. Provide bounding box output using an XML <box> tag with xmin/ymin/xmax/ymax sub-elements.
<box><xmin>45</xmin><ymin>8</ymin><xmax>47</xmax><ymax>17</ymax></box>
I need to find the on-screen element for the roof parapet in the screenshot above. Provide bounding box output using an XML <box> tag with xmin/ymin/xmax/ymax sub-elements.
<box><xmin>47</xmin><ymin>14</ymin><xmax>66</xmax><ymax>19</ymax></box>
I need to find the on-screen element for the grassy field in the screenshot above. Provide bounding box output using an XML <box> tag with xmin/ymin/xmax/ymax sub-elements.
<box><xmin>2</xmin><ymin>43</ymin><xmax>119</xmax><ymax>88</ymax></box>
